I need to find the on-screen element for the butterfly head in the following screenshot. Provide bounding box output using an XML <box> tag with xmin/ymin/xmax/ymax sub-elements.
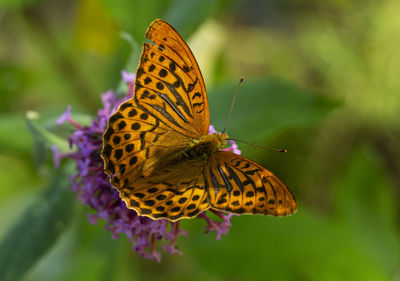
<box><xmin>212</xmin><ymin>132</ymin><xmax>229</xmax><ymax>150</ymax></box>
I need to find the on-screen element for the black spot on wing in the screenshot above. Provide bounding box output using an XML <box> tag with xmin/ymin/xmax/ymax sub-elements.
<box><xmin>192</xmin><ymin>92</ymin><xmax>201</xmax><ymax>99</ymax></box>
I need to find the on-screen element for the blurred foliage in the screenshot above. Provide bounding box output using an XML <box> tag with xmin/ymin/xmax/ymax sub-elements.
<box><xmin>0</xmin><ymin>165</ymin><xmax>76</xmax><ymax>281</ymax></box>
<box><xmin>0</xmin><ymin>0</ymin><xmax>399</xmax><ymax>280</ymax></box>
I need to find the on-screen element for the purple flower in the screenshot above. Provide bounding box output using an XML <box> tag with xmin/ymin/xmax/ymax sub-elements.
<box><xmin>199</xmin><ymin>210</ymin><xmax>234</xmax><ymax>240</ymax></box>
<box><xmin>56</xmin><ymin>105</ymin><xmax>72</xmax><ymax>125</ymax></box>
<box><xmin>121</xmin><ymin>70</ymin><xmax>135</xmax><ymax>83</ymax></box>
<box><xmin>208</xmin><ymin>124</ymin><xmax>218</xmax><ymax>134</ymax></box>
<box><xmin>53</xmin><ymin>72</ymin><xmax>240</xmax><ymax>261</ymax></box>
<box><xmin>226</xmin><ymin>140</ymin><xmax>241</xmax><ymax>155</ymax></box>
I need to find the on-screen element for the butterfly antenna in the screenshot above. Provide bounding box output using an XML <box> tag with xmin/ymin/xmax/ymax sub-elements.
<box><xmin>222</xmin><ymin>77</ymin><xmax>244</xmax><ymax>134</ymax></box>
<box><xmin>229</xmin><ymin>138</ymin><xmax>287</xmax><ymax>153</ymax></box>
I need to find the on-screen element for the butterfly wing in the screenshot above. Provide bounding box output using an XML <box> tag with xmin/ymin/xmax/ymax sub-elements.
<box><xmin>102</xmin><ymin>107</ymin><xmax>211</xmax><ymax>221</ymax></box>
<box><xmin>101</xmin><ymin>19</ymin><xmax>211</xmax><ymax>220</ymax></box>
<box><xmin>120</xmin><ymin>155</ymin><xmax>210</xmax><ymax>221</ymax></box>
<box><xmin>134</xmin><ymin>19</ymin><xmax>209</xmax><ymax>137</ymax></box>
<box><xmin>102</xmin><ymin>100</ymin><xmax>191</xmax><ymax>188</ymax></box>
<box><xmin>205</xmin><ymin>151</ymin><xmax>297</xmax><ymax>216</ymax></box>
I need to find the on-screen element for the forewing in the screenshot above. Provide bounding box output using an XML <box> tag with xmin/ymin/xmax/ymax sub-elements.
<box><xmin>102</xmin><ymin>99</ymin><xmax>190</xmax><ymax>190</ymax></box>
<box><xmin>134</xmin><ymin>19</ymin><xmax>209</xmax><ymax>137</ymax></box>
<box><xmin>101</xmin><ymin>19</ymin><xmax>212</xmax><ymax>221</ymax></box>
<box><xmin>205</xmin><ymin>151</ymin><xmax>297</xmax><ymax>216</ymax></box>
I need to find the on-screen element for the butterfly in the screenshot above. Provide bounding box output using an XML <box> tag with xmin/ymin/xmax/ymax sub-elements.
<box><xmin>101</xmin><ymin>19</ymin><xmax>297</xmax><ymax>221</ymax></box>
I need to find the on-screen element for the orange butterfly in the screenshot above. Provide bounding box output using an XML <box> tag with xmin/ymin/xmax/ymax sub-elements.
<box><xmin>101</xmin><ymin>19</ymin><xmax>297</xmax><ymax>221</ymax></box>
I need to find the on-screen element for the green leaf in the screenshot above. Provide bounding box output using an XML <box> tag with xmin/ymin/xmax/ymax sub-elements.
<box><xmin>26</xmin><ymin>211</ymin><xmax>125</xmax><ymax>281</ymax></box>
<box><xmin>185</xmin><ymin>210</ymin><xmax>391</xmax><ymax>281</ymax></box>
<box><xmin>209</xmin><ymin>78</ymin><xmax>339</xmax><ymax>142</ymax></box>
<box><xmin>0</xmin><ymin>113</ymin><xmax>32</xmax><ymax>154</ymax></box>
<box><xmin>25</xmin><ymin>111</ymin><xmax>70</xmax><ymax>150</ymax></box>
<box><xmin>25</xmin><ymin>111</ymin><xmax>72</xmax><ymax>166</ymax></box>
<box><xmin>0</xmin><ymin>166</ymin><xmax>76</xmax><ymax>281</ymax></box>
<box><xmin>332</xmin><ymin>147</ymin><xmax>400</xmax><ymax>273</ymax></box>
<box><xmin>119</xmin><ymin>31</ymin><xmax>141</xmax><ymax>73</ymax></box>
<box><xmin>164</xmin><ymin>0</ymin><xmax>223</xmax><ymax>38</ymax></box>
<box><xmin>115</xmin><ymin>32</ymin><xmax>141</xmax><ymax>97</ymax></box>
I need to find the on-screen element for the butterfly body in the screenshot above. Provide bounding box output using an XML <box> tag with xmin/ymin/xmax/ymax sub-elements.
<box><xmin>101</xmin><ymin>19</ymin><xmax>297</xmax><ymax>221</ymax></box>
<box><xmin>183</xmin><ymin>132</ymin><xmax>228</xmax><ymax>158</ymax></box>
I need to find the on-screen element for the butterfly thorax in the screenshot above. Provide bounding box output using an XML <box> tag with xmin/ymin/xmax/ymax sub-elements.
<box><xmin>140</xmin><ymin>133</ymin><xmax>228</xmax><ymax>178</ymax></box>
<box><xmin>185</xmin><ymin>132</ymin><xmax>229</xmax><ymax>159</ymax></box>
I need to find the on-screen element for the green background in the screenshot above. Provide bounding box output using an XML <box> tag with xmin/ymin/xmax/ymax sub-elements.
<box><xmin>0</xmin><ymin>0</ymin><xmax>399</xmax><ymax>280</ymax></box>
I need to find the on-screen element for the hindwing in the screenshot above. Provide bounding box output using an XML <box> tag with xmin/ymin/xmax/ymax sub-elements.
<box><xmin>205</xmin><ymin>151</ymin><xmax>297</xmax><ymax>216</ymax></box>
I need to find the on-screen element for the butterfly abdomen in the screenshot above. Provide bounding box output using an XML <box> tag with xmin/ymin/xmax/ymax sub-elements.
<box><xmin>182</xmin><ymin>142</ymin><xmax>214</xmax><ymax>160</ymax></box>
<box><xmin>151</xmin><ymin>134</ymin><xmax>224</xmax><ymax>172</ymax></box>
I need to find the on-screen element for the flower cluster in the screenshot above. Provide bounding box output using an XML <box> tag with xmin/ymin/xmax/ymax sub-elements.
<box><xmin>52</xmin><ymin>71</ymin><xmax>241</xmax><ymax>261</ymax></box>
